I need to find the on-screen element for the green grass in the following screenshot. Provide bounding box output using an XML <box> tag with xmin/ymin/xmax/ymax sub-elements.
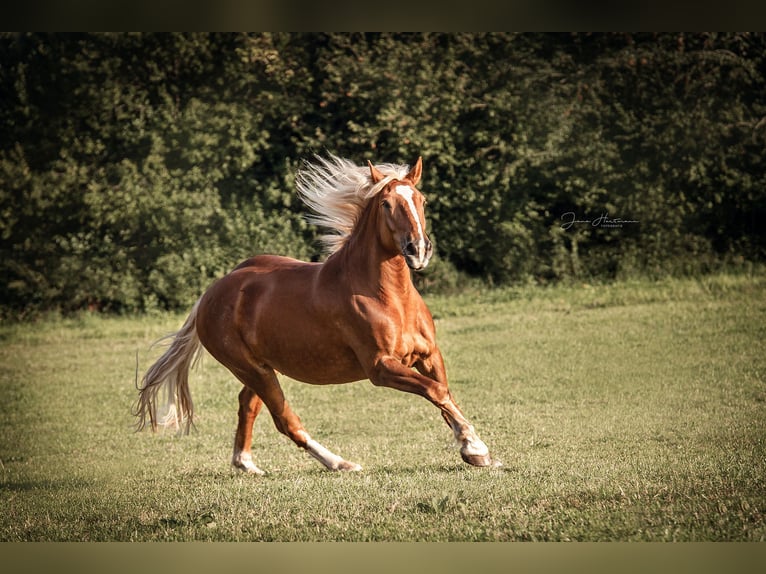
<box><xmin>1</xmin><ymin>273</ymin><xmax>765</xmax><ymax>541</ymax></box>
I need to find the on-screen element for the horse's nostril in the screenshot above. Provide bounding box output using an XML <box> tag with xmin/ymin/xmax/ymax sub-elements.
<box><xmin>404</xmin><ymin>242</ymin><xmax>418</xmax><ymax>256</ymax></box>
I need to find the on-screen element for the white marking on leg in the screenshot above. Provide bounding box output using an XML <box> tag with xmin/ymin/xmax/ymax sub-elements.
<box><xmin>232</xmin><ymin>449</ymin><xmax>266</xmax><ymax>475</ymax></box>
<box><xmin>157</xmin><ymin>401</ymin><xmax>180</xmax><ymax>430</ymax></box>
<box><xmin>454</xmin><ymin>424</ymin><xmax>500</xmax><ymax>467</ymax></box>
<box><xmin>395</xmin><ymin>185</ymin><xmax>426</xmax><ymax>261</ymax></box>
<box><xmin>461</xmin><ymin>435</ymin><xmax>490</xmax><ymax>457</ymax></box>
<box><xmin>305</xmin><ymin>437</ymin><xmax>362</xmax><ymax>471</ymax></box>
<box><xmin>451</xmin><ymin>422</ymin><xmax>490</xmax><ymax>457</ymax></box>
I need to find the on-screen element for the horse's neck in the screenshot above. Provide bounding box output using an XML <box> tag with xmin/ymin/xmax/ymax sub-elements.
<box><xmin>334</xmin><ymin>203</ymin><xmax>413</xmax><ymax>298</ymax></box>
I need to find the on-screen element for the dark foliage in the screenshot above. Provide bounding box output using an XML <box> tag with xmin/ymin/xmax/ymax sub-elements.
<box><xmin>2</xmin><ymin>33</ymin><xmax>764</xmax><ymax>316</ymax></box>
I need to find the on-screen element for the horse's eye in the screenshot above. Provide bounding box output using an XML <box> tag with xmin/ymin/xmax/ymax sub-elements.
<box><xmin>381</xmin><ymin>200</ymin><xmax>392</xmax><ymax>210</ymax></box>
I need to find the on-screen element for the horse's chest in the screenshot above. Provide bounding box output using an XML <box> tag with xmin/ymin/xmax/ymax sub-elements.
<box><xmin>386</xmin><ymin>311</ymin><xmax>432</xmax><ymax>364</ymax></box>
<box><xmin>397</xmin><ymin>331</ymin><xmax>430</xmax><ymax>367</ymax></box>
<box><xmin>350</xmin><ymin>295</ymin><xmax>434</xmax><ymax>365</ymax></box>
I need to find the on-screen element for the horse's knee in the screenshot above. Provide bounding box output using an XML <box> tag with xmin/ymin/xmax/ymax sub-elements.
<box><xmin>270</xmin><ymin>411</ymin><xmax>309</xmax><ymax>447</ymax></box>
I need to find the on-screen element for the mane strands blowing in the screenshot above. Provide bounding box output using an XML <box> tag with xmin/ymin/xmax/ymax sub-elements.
<box><xmin>295</xmin><ymin>154</ymin><xmax>410</xmax><ymax>254</ymax></box>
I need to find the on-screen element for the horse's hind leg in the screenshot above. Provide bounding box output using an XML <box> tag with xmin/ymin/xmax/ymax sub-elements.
<box><xmin>232</xmin><ymin>386</ymin><xmax>266</xmax><ymax>475</ymax></box>
<box><xmin>238</xmin><ymin>365</ymin><xmax>362</xmax><ymax>472</ymax></box>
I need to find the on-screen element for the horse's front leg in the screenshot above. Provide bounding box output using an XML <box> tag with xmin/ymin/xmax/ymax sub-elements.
<box><xmin>414</xmin><ymin>352</ymin><xmax>498</xmax><ymax>467</ymax></box>
<box><xmin>370</xmin><ymin>352</ymin><xmax>499</xmax><ymax>467</ymax></box>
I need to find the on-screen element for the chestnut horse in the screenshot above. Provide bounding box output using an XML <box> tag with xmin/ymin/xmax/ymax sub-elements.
<box><xmin>135</xmin><ymin>155</ymin><xmax>497</xmax><ymax>473</ymax></box>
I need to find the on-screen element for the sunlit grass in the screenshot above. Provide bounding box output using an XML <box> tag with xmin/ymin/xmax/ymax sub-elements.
<box><xmin>1</xmin><ymin>273</ymin><xmax>764</xmax><ymax>540</ymax></box>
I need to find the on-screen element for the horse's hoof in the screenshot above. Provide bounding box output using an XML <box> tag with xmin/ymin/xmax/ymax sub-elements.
<box><xmin>232</xmin><ymin>460</ymin><xmax>266</xmax><ymax>475</ymax></box>
<box><xmin>461</xmin><ymin>451</ymin><xmax>499</xmax><ymax>467</ymax></box>
<box><xmin>335</xmin><ymin>460</ymin><xmax>363</xmax><ymax>472</ymax></box>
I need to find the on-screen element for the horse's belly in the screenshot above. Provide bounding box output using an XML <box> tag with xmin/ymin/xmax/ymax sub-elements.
<box><xmin>255</xmin><ymin>319</ymin><xmax>364</xmax><ymax>384</ymax></box>
<box><xmin>246</xmin><ymin>292</ymin><xmax>368</xmax><ymax>384</ymax></box>
<box><xmin>271</xmin><ymin>343</ymin><xmax>367</xmax><ymax>385</ymax></box>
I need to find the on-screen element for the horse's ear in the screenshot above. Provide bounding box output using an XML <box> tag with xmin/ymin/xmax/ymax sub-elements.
<box><xmin>406</xmin><ymin>157</ymin><xmax>422</xmax><ymax>186</ymax></box>
<box><xmin>368</xmin><ymin>160</ymin><xmax>386</xmax><ymax>184</ymax></box>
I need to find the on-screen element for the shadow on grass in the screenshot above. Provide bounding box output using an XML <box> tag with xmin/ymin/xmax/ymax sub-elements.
<box><xmin>0</xmin><ymin>477</ymin><xmax>94</xmax><ymax>492</ymax></box>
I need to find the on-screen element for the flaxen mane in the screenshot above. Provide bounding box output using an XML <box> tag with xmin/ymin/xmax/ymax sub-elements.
<box><xmin>296</xmin><ymin>154</ymin><xmax>411</xmax><ymax>254</ymax></box>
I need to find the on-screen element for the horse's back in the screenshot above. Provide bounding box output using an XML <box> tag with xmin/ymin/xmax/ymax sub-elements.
<box><xmin>199</xmin><ymin>254</ymin><xmax>318</xmax><ymax>328</ymax></box>
<box><xmin>232</xmin><ymin>254</ymin><xmax>315</xmax><ymax>273</ymax></box>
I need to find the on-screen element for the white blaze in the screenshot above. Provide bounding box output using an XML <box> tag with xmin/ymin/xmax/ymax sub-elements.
<box><xmin>395</xmin><ymin>185</ymin><xmax>426</xmax><ymax>260</ymax></box>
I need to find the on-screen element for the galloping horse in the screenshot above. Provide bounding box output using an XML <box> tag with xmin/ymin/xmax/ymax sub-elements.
<box><xmin>135</xmin><ymin>155</ymin><xmax>497</xmax><ymax>473</ymax></box>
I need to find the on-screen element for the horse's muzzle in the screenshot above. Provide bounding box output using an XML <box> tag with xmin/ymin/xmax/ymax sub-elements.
<box><xmin>402</xmin><ymin>238</ymin><xmax>433</xmax><ymax>271</ymax></box>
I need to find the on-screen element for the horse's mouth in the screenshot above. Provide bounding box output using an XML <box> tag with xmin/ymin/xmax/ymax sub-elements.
<box><xmin>405</xmin><ymin>256</ymin><xmax>429</xmax><ymax>271</ymax></box>
<box><xmin>402</xmin><ymin>242</ymin><xmax>433</xmax><ymax>271</ymax></box>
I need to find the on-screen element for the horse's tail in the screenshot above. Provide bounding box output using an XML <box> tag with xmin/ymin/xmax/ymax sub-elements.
<box><xmin>134</xmin><ymin>299</ymin><xmax>203</xmax><ymax>434</ymax></box>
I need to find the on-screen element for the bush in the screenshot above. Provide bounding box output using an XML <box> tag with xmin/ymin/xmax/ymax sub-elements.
<box><xmin>1</xmin><ymin>33</ymin><xmax>764</xmax><ymax>317</ymax></box>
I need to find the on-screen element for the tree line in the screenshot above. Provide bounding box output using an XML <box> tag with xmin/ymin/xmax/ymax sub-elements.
<box><xmin>1</xmin><ymin>33</ymin><xmax>764</xmax><ymax>316</ymax></box>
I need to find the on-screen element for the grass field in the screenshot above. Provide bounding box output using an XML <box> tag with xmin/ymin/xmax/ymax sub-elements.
<box><xmin>1</xmin><ymin>273</ymin><xmax>765</xmax><ymax>541</ymax></box>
